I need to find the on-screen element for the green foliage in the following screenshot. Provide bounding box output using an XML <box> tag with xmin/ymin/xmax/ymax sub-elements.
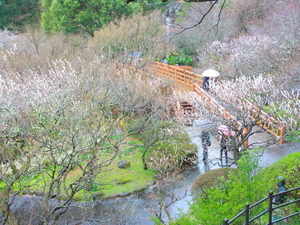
<box><xmin>129</xmin><ymin>0</ymin><xmax>166</xmax><ymax>14</ymax></box>
<box><xmin>175</xmin><ymin>151</ymin><xmax>300</xmax><ymax>224</ymax></box>
<box><xmin>116</xmin><ymin>178</ymin><xmax>132</xmax><ymax>185</ymax></box>
<box><xmin>147</xmin><ymin>141</ymin><xmax>196</xmax><ymax>169</ymax></box>
<box><xmin>128</xmin><ymin>117</ymin><xmax>197</xmax><ymax>171</ymax></box>
<box><xmin>190</xmin><ymin>167</ymin><xmax>237</xmax><ymax>196</ymax></box>
<box><xmin>165</xmin><ymin>52</ymin><xmax>194</xmax><ymax>66</ymax></box>
<box><xmin>0</xmin><ymin>0</ymin><xmax>40</xmax><ymax>30</ymax></box>
<box><xmin>41</xmin><ymin>0</ymin><xmax>167</xmax><ymax>36</ymax></box>
<box><xmin>285</xmin><ymin>130</ymin><xmax>300</xmax><ymax>143</ymax></box>
<box><xmin>124</xmin><ymin>140</ymin><xmax>144</xmax><ymax>154</ymax></box>
<box><xmin>145</xmin><ymin>129</ymin><xmax>197</xmax><ymax>173</ymax></box>
<box><xmin>41</xmin><ymin>0</ymin><xmax>134</xmax><ymax>36</ymax></box>
<box><xmin>262</xmin><ymin>151</ymin><xmax>300</xmax><ymax>190</ymax></box>
<box><xmin>90</xmin><ymin>183</ymin><xmax>99</xmax><ymax>191</ymax></box>
<box><xmin>94</xmin><ymin>160</ymin><xmax>156</xmax><ymax>198</ymax></box>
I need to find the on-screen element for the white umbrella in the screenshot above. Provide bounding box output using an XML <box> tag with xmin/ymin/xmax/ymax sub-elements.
<box><xmin>193</xmin><ymin>119</ymin><xmax>212</xmax><ymax>130</ymax></box>
<box><xmin>202</xmin><ymin>69</ymin><xmax>220</xmax><ymax>78</ymax></box>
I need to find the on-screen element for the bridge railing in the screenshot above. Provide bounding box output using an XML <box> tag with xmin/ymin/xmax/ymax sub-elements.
<box><xmin>214</xmin><ymin>84</ymin><xmax>286</xmax><ymax>144</ymax></box>
<box><xmin>223</xmin><ymin>186</ymin><xmax>300</xmax><ymax>225</ymax></box>
<box><xmin>148</xmin><ymin>61</ymin><xmax>286</xmax><ymax>144</ymax></box>
<box><xmin>150</xmin><ymin>61</ymin><xmax>203</xmax><ymax>88</ymax></box>
<box><xmin>237</xmin><ymin>97</ymin><xmax>286</xmax><ymax>144</ymax></box>
<box><xmin>194</xmin><ymin>83</ymin><xmax>251</xmax><ymax>148</ymax></box>
<box><xmin>193</xmin><ymin>83</ymin><xmax>238</xmax><ymax>123</ymax></box>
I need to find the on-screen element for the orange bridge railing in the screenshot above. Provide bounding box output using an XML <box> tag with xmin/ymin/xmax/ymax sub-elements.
<box><xmin>148</xmin><ymin>61</ymin><xmax>286</xmax><ymax>145</ymax></box>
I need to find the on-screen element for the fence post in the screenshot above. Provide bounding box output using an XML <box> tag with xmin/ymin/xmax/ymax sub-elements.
<box><xmin>223</xmin><ymin>218</ymin><xmax>229</xmax><ymax>225</ymax></box>
<box><xmin>269</xmin><ymin>191</ymin><xmax>274</xmax><ymax>225</ymax></box>
<box><xmin>245</xmin><ymin>203</ymin><xmax>250</xmax><ymax>225</ymax></box>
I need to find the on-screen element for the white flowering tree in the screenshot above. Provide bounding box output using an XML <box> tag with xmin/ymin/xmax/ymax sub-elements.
<box><xmin>0</xmin><ymin>58</ymin><xmax>126</xmax><ymax>223</ymax></box>
<box><xmin>0</xmin><ymin>46</ymin><xmax>183</xmax><ymax>224</ymax></box>
<box><xmin>188</xmin><ymin>74</ymin><xmax>299</xmax><ymax>160</ymax></box>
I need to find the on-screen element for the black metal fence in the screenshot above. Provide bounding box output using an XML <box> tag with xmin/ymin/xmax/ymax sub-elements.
<box><xmin>223</xmin><ymin>186</ymin><xmax>300</xmax><ymax>225</ymax></box>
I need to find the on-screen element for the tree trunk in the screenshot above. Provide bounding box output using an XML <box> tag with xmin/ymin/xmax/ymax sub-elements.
<box><xmin>142</xmin><ymin>149</ymin><xmax>148</xmax><ymax>170</ymax></box>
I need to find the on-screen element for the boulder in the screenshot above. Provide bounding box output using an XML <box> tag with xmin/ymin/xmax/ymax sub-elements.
<box><xmin>118</xmin><ymin>160</ymin><xmax>131</xmax><ymax>169</ymax></box>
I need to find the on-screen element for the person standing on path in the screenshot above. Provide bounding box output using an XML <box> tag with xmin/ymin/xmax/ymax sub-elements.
<box><xmin>200</xmin><ymin>130</ymin><xmax>212</xmax><ymax>161</ymax></box>
<box><xmin>220</xmin><ymin>134</ymin><xmax>229</xmax><ymax>163</ymax></box>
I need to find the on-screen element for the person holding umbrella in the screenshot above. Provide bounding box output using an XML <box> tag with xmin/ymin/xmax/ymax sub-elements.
<box><xmin>200</xmin><ymin>130</ymin><xmax>212</xmax><ymax>161</ymax></box>
<box><xmin>220</xmin><ymin>134</ymin><xmax>228</xmax><ymax>162</ymax></box>
<box><xmin>218</xmin><ymin>125</ymin><xmax>235</xmax><ymax>163</ymax></box>
<box><xmin>193</xmin><ymin>119</ymin><xmax>213</xmax><ymax>161</ymax></box>
<box><xmin>202</xmin><ymin>69</ymin><xmax>220</xmax><ymax>91</ymax></box>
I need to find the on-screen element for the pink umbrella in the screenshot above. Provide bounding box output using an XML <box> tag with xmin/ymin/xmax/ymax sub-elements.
<box><xmin>218</xmin><ymin>125</ymin><xmax>235</xmax><ymax>136</ymax></box>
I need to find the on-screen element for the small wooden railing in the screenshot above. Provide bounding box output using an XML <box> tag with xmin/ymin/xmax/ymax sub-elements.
<box><xmin>223</xmin><ymin>186</ymin><xmax>300</xmax><ymax>224</ymax></box>
<box><xmin>148</xmin><ymin>61</ymin><xmax>286</xmax><ymax>144</ymax></box>
<box><xmin>235</xmin><ymin>97</ymin><xmax>286</xmax><ymax>144</ymax></box>
<box><xmin>150</xmin><ymin>61</ymin><xmax>203</xmax><ymax>88</ymax></box>
<box><xmin>193</xmin><ymin>83</ymin><xmax>249</xmax><ymax>148</ymax></box>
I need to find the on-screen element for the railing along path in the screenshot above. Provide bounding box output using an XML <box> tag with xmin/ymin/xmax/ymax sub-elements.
<box><xmin>149</xmin><ymin>61</ymin><xmax>285</xmax><ymax>144</ymax></box>
<box><xmin>146</xmin><ymin>62</ymin><xmax>297</xmax><ymax>224</ymax></box>
<box><xmin>223</xmin><ymin>187</ymin><xmax>300</xmax><ymax>225</ymax></box>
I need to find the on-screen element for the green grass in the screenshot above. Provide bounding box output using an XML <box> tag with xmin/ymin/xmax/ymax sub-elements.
<box><xmin>0</xmin><ymin>148</ymin><xmax>156</xmax><ymax>202</ymax></box>
<box><xmin>99</xmin><ymin>162</ymin><xmax>156</xmax><ymax>196</ymax></box>
<box><xmin>74</xmin><ymin>152</ymin><xmax>157</xmax><ymax>200</ymax></box>
<box><xmin>2</xmin><ymin>134</ymin><xmax>196</xmax><ymax>201</ymax></box>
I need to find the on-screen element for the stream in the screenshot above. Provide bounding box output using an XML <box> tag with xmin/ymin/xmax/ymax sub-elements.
<box><xmin>5</xmin><ymin>126</ymin><xmax>232</xmax><ymax>225</ymax></box>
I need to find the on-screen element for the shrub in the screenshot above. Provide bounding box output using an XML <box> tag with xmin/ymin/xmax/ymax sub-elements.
<box><xmin>190</xmin><ymin>167</ymin><xmax>237</xmax><ymax>197</ymax></box>
<box><xmin>146</xmin><ymin>142</ymin><xmax>197</xmax><ymax>176</ymax></box>
<box><xmin>262</xmin><ymin>151</ymin><xmax>300</xmax><ymax>193</ymax></box>
<box><xmin>173</xmin><ymin>151</ymin><xmax>300</xmax><ymax>224</ymax></box>
<box><xmin>165</xmin><ymin>52</ymin><xmax>194</xmax><ymax>66</ymax></box>
<box><xmin>88</xmin><ymin>11</ymin><xmax>171</xmax><ymax>64</ymax></box>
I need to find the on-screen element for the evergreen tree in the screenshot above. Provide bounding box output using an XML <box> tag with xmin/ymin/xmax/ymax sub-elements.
<box><xmin>0</xmin><ymin>0</ymin><xmax>40</xmax><ymax>30</ymax></box>
<box><xmin>41</xmin><ymin>0</ymin><xmax>134</xmax><ymax>36</ymax></box>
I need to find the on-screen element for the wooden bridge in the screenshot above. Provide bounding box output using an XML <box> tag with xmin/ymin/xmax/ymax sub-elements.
<box><xmin>147</xmin><ymin>61</ymin><xmax>286</xmax><ymax>147</ymax></box>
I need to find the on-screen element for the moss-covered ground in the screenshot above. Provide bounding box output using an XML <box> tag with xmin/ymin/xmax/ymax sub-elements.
<box><xmin>74</xmin><ymin>151</ymin><xmax>157</xmax><ymax>200</ymax></box>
